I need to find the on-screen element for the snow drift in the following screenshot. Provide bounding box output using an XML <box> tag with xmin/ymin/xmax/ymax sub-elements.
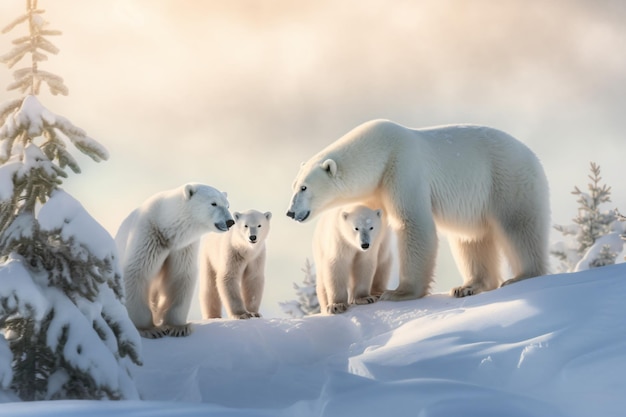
<box><xmin>2</xmin><ymin>264</ymin><xmax>626</xmax><ymax>417</ymax></box>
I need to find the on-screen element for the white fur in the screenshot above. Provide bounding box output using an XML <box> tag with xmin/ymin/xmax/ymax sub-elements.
<box><xmin>313</xmin><ymin>204</ymin><xmax>392</xmax><ymax>314</ymax></box>
<box><xmin>115</xmin><ymin>183</ymin><xmax>233</xmax><ymax>338</ymax></box>
<box><xmin>287</xmin><ymin>120</ymin><xmax>550</xmax><ymax>300</ymax></box>
<box><xmin>199</xmin><ymin>209</ymin><xmax>272</xmax><ymax>319</ymax></box>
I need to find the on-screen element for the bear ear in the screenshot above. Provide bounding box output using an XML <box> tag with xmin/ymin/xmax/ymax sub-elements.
<box><xmin>184</xmin><ymin>184</ymin><xmax>195</xmax><ymax>200</ymax></box>
<box><xmin>341</xmin><ymin>211</ymin><xmax>349</xmax><ymax>220</ymax></box>
<box><xmin>321</xmin><ymin>159</ymin><xmax>337</xmax><ymax>177</ymax></box>
<box><xmin>222</xmin><ymin>191</ymin><xmax>228</xmax><ymax>199</ymax></box>
<box><xmin>375</xmin><ymin>209</ymin><xmax>382</xmax><ymax>218</ymax></box>
<box><xmin>264</xmin><ymin>211</ymin><xmax>272</xmax><ymax>221</ymax></box>
<box><xmin>233</xmin><ymin>212</ymin><xmax>241</xmax><ymax>221</ymax></box>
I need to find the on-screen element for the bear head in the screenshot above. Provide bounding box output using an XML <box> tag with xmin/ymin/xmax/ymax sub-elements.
<box><xmin>286</xmin><ymin>158</ymin><xmax>340</xmax><ymax>222</ymax></box>
<box><xmin>231</xmin><ymin>210</ymin><xmax>272</xmax><ymax>246</ymax></box>
<box><xmin>339</xmin><ymin>205</ymin><xmax>384</xmax><ymax>251</ymax></box>
<box><xmin>183</xmin><ymin>183</ymin><xmax>234</xmax><ymax>232</ymax></box>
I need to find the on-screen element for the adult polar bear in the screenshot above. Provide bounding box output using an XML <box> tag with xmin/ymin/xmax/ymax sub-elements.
<box><xmin>287</xmin><ymin>119</ymin><xmax>549</xmax><ymax>300</ymax></box>
<box><xmin>116</xmin><ymin>183</ymin><xmax>234</xmax><ymax>338</ymax></box>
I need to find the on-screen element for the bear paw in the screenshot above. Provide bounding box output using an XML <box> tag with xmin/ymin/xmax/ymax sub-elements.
<box><xmin>327</xmin><ymin>303</ymin><xmax>349</xmax><ymax>314</ymax></box>
<box><xmin>234</xmin><ymin>312</ymin><xmax>260</xmax><ymax>319</ymax></box>
<box><xmin>138</xmin><ymin>326</ymin><xmax>169</xmax><ymax>339</ymax></box>
<box><xmin>354</xmin><ymin>295</ymin><xmax>379</xmax><ymax>305</ymax></box>
<box><xmin>451</xmin><ymin>285</ymin><xmax>477</xmax><ymax>298</ymax></box>
<box><xmin>165</xmin><ymin>323</ymin><xmax>193</xmax><ymax>337</ymax></box>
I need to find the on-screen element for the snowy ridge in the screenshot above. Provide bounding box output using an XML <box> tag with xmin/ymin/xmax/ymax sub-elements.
<box><xmin>3</xmin><ymin>264</ymin><xmax>626</xmax><ymax>416</ymax></box>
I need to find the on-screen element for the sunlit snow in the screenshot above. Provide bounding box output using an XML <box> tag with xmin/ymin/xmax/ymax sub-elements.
<box><xmin>2</xmin><ymin>263</ymin><xmax>625</xmax><ymax>417</ymax></box>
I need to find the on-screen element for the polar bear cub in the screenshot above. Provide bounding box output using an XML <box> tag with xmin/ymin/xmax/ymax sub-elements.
<box><xmin>199</xmin><ymin>209</ymin><xmax>272</xmax><ymax>319</ymax></box>
<box><xmin>313</xmin><ymin>204</ymin><xmax>392</xmax><ymax>314</ymax></box>
<box><xmin>115</xmin><ymin>183</ymin><xmax>234</xmax><ymax>338</ymax></box>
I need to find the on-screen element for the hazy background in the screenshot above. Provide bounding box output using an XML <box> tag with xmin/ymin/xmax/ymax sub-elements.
<box><xmin>1</xmin><ymin>0</ymin><xmax>625</xmax><ymax>318</ymax></box>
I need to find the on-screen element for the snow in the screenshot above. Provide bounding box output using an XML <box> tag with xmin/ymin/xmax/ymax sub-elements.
<box><xmin>45</xmin><ymin>288</ymin><xmax>122</xmax><ymax>393</ymax></box>
<box><xmin>1</xmin><ymin>263</ymin><xmax>625</xmax><ymax>416</ymax></box>
<box><xmin>38</xmin><ymin>189</ymin><xmax>118</xmax><ymax>261</ymax></box>
<box><xmin>0</xmin><ymin>96</ymin><xmax>108</xmax><ymax>164</ymax></box>
<box><xmin>575</xmin><ymin>231</ymin><xmax>624</xmax><ymax>271</ymax></box>
<box><xmin>0</xmin><ymin>160</ymin><xmax>20</xmax><ymax>200</ymax></box>
<box><xmin>0</xmin><ymin>95</ymin><xmax>53</xmax><ymax>138</ymax></box>
<box><xmin>0</xmin><ymin>255</ymin><xmax>48</xmax><ymax>322</ymax></box>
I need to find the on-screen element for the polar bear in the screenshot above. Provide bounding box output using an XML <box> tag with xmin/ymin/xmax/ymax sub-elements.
<box><xmin>115</xmin><ymin>183</ymin><xmax>234</xmax><ymax>338</ymax></box>
<box><xmin>287</xmin><ymin>119</ymin><xmax>550</xmax><ymax>300</ymax></box>
<box><xmin>199</xmin><ymin>209</ymin><xmax>272</xmax><ymax>319</ymax></box>
<box><xmin>313</xmin><ymin>204</ymin><xmax>392</xmax><ymax>314</ymax></box>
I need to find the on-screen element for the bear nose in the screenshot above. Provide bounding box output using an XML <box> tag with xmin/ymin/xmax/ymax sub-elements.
<box><xmin>361</xmin><ymin>243</ymin><xmax>370</xmax><ymax>250</ymax></box>
<box><xmin>286</xmin><ymin>211</ymin><xmax>295</xmax><ymax>218</ymax></box>
<box><xmin>226</xmin><ymin>219</ymin><xmax>235</xmax><ymax>229</ymax></box>
<box><xmin>250</xmin><ymin>235</ymin><xmax>257</xmax><ymax>242</ymax></box>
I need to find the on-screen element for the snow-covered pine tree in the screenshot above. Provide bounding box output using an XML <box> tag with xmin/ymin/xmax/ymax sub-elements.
<box><xmin>0</xmin><ymin>0</ymin><xmax>141</xmax><ymax>401</ymax></box>
<box><xmin>551</xmin><ymin>162</ymin><xmax>622</xmax><ymax>272</ymax></box>
<box><xmin>279</xmin><ymin>258</ymin><xmax>320</xmax><ymax>318</ymax></box>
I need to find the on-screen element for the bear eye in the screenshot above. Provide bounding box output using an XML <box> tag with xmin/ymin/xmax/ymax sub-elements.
<box><xmin>300</xmin><ymin>185</ymin><xmax>307</xmax><ymax>191</ymax></box>
<box><xmin>211</xmin><ymin>202</ymin><xmax>217</xmax><ymax>207</ymax></box>
<box><xmin>369</xmin><ymin>227</ymin><xmax>374</xmax><ymax>231</ymax></box>
<box><xmin>258</xmin><ymin>224</ymin><xmax>262</xmax><ymax>228</ymax></box>
<box><xmin>244</xmin><ymin>224</ymin><xmax>248</xmax><ymax>228</ymax></box>
<box><xmin>354</xmin><ymin>227</ymin><xmax>359</xmax><ymax>231</ymax></box>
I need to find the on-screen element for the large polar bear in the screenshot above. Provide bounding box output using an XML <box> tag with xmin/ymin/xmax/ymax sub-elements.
<box><xmin>287</xmin><ymin>119</ymin><xmax>550</xmax><ymax>300</ymax></box>
<box><xmin>115</xmin><ymin>183</ymin><xmax>234</xmax><ymax>338</ymax></box>
<box><xmin>199</xmin><ymin>209</ymin><xmax>272</xmax><ymax>319</ymax></box>
<box><xmin>313</xmin><ymin>204</ymin><xmax>392</xmax><ymax>314</ymax></box>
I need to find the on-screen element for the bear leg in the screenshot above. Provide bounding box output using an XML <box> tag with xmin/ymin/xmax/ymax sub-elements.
<box><xmin>199</xmin><ymin>260</ymin><xmax>222</xmax><ymax>319</ymax></box>
<box><xmin>380</xmin><ymin>215</ymin><xmax>436</xmax><ymax>301</ymax></box>
<box><xmin>316</xmin><ymin>278</ymin><xmax>329</xmax><ymax>314</ymax></box>
<box><xmin>351</xmin><ymin>255</ymin><xmax>378</xmax><ymax>305</ymax></box>
<box><xmin>496</xmin><ymin>211</ymin><xmax>549</xmax><ymax>286</ymax></box>
<box><xmin>122</xmin><ymin>240</ymin><xmax>171</xmax><ymax>335</ymax></box>
<box><xmin>159</xmin><ymin>246</ymin><xmax>198</xmax><ymax>335</ymax></box>
<box><xmin>323</xmin><ymin>261</ymin><xmax>350</xmax><ymax>314</ymax></box>
<box><xmin>241</xmin><ymin>271</ymin><xmax>264</xmax><ymax>318</ymax></box>
<box><xmin>125</xmin><ymin>275</ymin><xmax>158</xmax><ymax>332</ymax></box>
<box><xmin>217</xmin><ymin>266</ymin><xmax>255</xmax><ymax>319</ymax></box>
<box><xmin>371</xmin><ymin>250</ymin><xmax>392</xmax><ymax>297</ymax></box>
<box><xmin>449</xmin><ymin>233</ymin><xmax>502</xmax><ymax>298</ymax></box>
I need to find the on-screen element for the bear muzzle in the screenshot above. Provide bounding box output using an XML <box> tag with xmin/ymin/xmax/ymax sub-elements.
<box><xmin>286</xmin><ymin>210</ymin><xmax>310</xmax><ymax>222</ymax></box>
<box><xmin>215</xmin><ymin>219</ymin><xmax>235</xmax><ymax>232</ymax></box>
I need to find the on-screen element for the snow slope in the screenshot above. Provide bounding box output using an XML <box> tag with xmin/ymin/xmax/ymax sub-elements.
<box><xmin>2</xmin><ymin>264</ymin><xmax>625</xmax><ymax>417</ymax></box>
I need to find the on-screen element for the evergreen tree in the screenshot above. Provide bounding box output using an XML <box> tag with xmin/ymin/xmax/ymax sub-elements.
<box><xmin>571</xmin><ymin>162</ymin><xmax>614</xmax><ymax>254</ymax></box>
<box><xmin>0</xmin><ymin>0</ymin><xmax>141</xmax><ymax>401</ymax></box>
<box><xmin>551</xmin><ymin>162</ymin><xmax>621</xmax><ymax>272</ymax></box>
<box><xmin>279</xmin><ymin>258</ymin><xmax>320</xmax><ymax>318</ymax></box>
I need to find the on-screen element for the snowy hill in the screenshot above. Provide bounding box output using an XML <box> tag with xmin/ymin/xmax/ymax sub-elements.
<box><xmin>3</xmin><ymin>264</ymin><xmax>626</xmax><ymax>417</ymax></box>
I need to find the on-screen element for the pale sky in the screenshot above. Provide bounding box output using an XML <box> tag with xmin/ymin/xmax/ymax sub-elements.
<box><xmin>1</xmin><ymin>0</ymin><xmax>625</xmax><ymax>318</ymax></box>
